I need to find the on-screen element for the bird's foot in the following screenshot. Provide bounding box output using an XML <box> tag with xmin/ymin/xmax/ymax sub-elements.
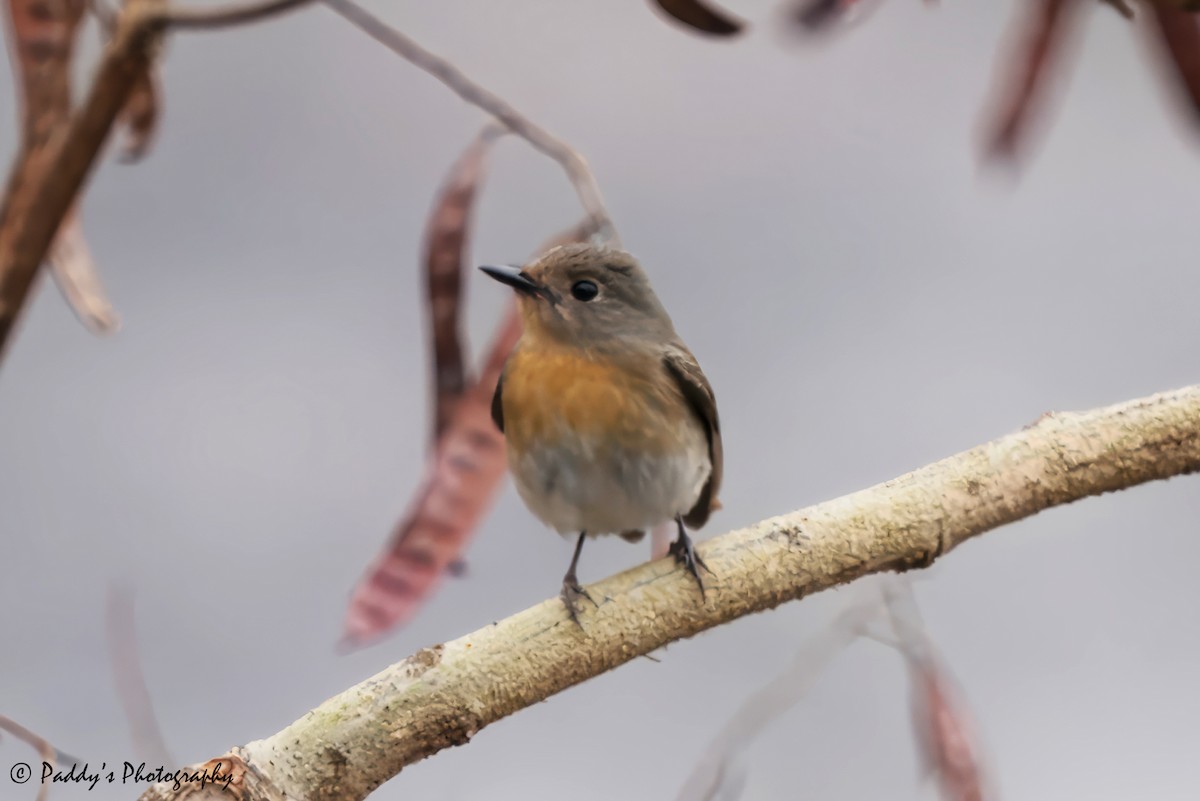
<box><xmin>560</xmin><ymin>574</ymin><xmax>597</xmax><ymax>627</ymax></box>
<box><xmin>668</xmin><ymin>529</ymin><xmax>711</xmax><ymax>600</ymax></box>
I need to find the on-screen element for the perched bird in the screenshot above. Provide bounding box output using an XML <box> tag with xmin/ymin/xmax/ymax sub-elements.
<box><xmin>480</xmin><ymin>243</ymin><xmax>723</xmax><ymax>623</ymax></box>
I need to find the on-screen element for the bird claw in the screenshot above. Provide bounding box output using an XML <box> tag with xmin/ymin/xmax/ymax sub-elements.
<box><xmin>561</xmin><ymin>575</ymin><xmax>597</xmax><ymax>627</ymax></box>
<box><xmin>669</xmin><ymin>532</ymin><xmax>711</xmax><ymax>600</ymax></box>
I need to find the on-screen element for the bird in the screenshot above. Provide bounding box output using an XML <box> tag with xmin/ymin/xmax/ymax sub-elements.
<box><xmin>479</xmin><ymin>243</ymin><xmax>723</xmax><ymax>624</ymax></box>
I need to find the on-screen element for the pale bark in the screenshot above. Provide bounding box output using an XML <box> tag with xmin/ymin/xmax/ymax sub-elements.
<box><xmin>135</xmin><ymin>384</ymin><xmax>1200</xmax><ymax>801</ymax></box>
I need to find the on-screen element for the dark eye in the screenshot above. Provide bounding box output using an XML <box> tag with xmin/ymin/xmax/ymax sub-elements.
<box><xmin>571</xmin><ymin>280</ymin><xmax>599</xmax><ymax>302</ymax></box>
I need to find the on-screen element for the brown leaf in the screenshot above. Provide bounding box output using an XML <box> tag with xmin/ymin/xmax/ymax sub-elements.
<box><xmin>908</xmin><ymin>656</ymin><xmax>988</xmax><ymax>801</ymax></box>
<box><xmin>5</xmin><ymin>0</ymin><xmax>124</xmax><ymax>334</ymax></box>
<box><xmin>47</xmin><ymin>209</ymin><xmax>121</xmax><ymax>333</ymax></box>
<box><xmin>787</xmin><ymin>0</ymin><xmax>879</xmax><ymax>34</ymax></box>
<box><xmin>650</xmin><ymin>0</ymin><xmax>746</xmax><ymax>36</ymax></box>
<box><xmin>88</xmin><ymin>0</ymin><xmax>162</xmax><ymax>162</ymax></box>
<box><xmin>118</xmin><ymin>68</ymin><xmax>161</xmax><ymax>162</ymax></box>
<box><xmin>342</xmin><ymin>307</ymin><xmax>519</xmax><ymax>646</ymax></box>
<box><xmin>1149</xmin><ymin>1</ymin><xmax>1200</xmax><ymax>124</ymax></box>
<box><xmin>983</xmin><ymin>0</ymin><xmax>1081</xmax><ymax>162</ymax></box>
<box><xmin>4</xmin><ymin>0</ymin><xmax>87</xmax><ymax>147</ymax></box>
<box><xmin>342</xmin><ymin>220</ymin><xmax>597</xmax><ymax>647</ymax></box>
<box><xmin>106</xmin><ymin>584</ymin><xmax>174</xmax><ymax>770</ymax></box>
<box><xmin>674</xmin><ymin>605</ymin><xmax>875</xmax><ymax>801</ymax></box>
<box><xmin>424</xmin><ymin>125</ymin><xmax>501</xmax><ymax>441</ymax></box>
<box><xmin>884</xmin><ymin>581</ymin><xmax>992</xmax><ymax>801</ymax></box>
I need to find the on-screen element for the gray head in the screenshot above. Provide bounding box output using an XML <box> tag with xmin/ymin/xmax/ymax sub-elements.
<box><xmin>480</xmin><ymin>244</ymin><xmax>676</xmax><ymax>347</ymax></box>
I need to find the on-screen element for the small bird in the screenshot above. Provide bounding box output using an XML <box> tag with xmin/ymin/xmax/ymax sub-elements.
<box><xmin>480</xmin><ymin>243</ymin><xmax>723</xmax><ymax>623</ymax></box>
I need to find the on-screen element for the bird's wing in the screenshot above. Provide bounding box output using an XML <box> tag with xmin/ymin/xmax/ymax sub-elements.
<box><xmin>663</xmin><ymin>342</ymin><xmax>722</xmax><ymax>528</ymax></box>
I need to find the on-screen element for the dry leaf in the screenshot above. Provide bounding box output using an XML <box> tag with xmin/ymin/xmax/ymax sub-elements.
<box><xmin>47</xmin><ymin>210</ymin><xmax>121</xmax><ymax>333</ymax></box>
<box><xmin>983</xmin><ymin>0</ymin><xmax>1081</xmax><ymax>162</ymax></box>
<box><xmin>5</xmin><ymin>0</ymin><xmax>123</xmax><ymax>333</ymax></box>
<box><xmin>342</xmin><ymin>307</ymin><xmax>520</xmax><ymax>646</ymax></box>
<box><xmin>650</xmin><ymin>0</ymin><xmax>746</xmax><ymax>36</ymax></box>
<box><xmin>1149</xmin><ymin>1</ymin><xmax>1200</xmax><ymax>122</ymax></box>
<box><xmin>424</xmin><ymin>125</ymin><xmax>501</xmax><ymax>441</ymax></box>
<box><xmin>106</xmin><ymin>584</ymin><xmax>174</xmax><ymax>770</ymax></box>
<box><xmin>674</xmin><ymin>607</ymin><xmax>874</xmax><ymax>801</ymax></box>
<box><xmin>786</xmin><ymin>0</ymin><xmax>882</xmax><ymax>33</ymax></box>
<box><xmin>4</xmin><ymin>0</ymin><xmax>87</xmax><ymax>146</ymax></box>
<box><xmin>883</xmin><ymin>581</ymin><xmax>993</xmax><ymax>801</ymax></box>
<box><xmin>908</xmin><ymin>659</ymin><xmax>989</xmax><ymax>801</ymax></box>
<box><xmin>341</xmin><ymin>221</ymin><xmax>594</xmax><ymax>646</ymax></box>
<box><xmin>118</xmin><ymin>69</ymin><xmax>161</xmax><ymax>162</ymax></box>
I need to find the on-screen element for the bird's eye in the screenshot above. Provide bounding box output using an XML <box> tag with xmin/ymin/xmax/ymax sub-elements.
<box><xmin>571</xmin><ymin>280</ymin><xmax>599</xmax><ymax>302</ymax></box>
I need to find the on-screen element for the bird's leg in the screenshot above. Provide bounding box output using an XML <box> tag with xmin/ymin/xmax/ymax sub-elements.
<box><xmin>669</xmin><ymin>514</ymin><xmax>711</xmax><ymax>600</ymax></box>
<box><xmin>561</xmin><ymin>531</ymin><xmax>597</xmax><ymax>626</ymax></box>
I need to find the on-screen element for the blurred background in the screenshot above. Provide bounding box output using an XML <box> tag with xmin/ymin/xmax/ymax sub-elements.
<box><xmin>2</xmin><ymin>1</ymin><xmax>1199</xmax><ymax>799</ymax></box>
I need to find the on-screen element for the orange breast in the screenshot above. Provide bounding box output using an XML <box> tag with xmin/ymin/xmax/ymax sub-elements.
<box><xmin>502</xmin><ymin>341</ymin><xmax>684</xmax><ymax>456</ymax></box>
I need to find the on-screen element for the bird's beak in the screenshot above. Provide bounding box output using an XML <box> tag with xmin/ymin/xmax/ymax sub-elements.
<box><xmin>479</xmin><ymin>264</ymin><xmax>544</xmax><ymax>298</ymax></box>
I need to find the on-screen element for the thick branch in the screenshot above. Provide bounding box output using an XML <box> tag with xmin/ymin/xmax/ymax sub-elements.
<box><xmin>321</xmin><ymin>0</ymin><xmax>619</xmax><ymax>245</ymax></box>
<box><xmin>137</xmin><ymin>384</ymin><xmax>1200</xmax><ymax>801</ymax></box>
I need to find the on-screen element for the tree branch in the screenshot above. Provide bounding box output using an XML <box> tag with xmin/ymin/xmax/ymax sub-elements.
<box><xmin>136</xmin><ymin>384</ymin><xmax>1200</xmax><ymax>801</ymax></box>
<box><xmin>321</xmin><ymin>0</ymin><xmax>620</xmax><ymax>246</ymax></box>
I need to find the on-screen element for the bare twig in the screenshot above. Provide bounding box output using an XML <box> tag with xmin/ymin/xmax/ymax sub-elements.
<box><xmin>321</xmin><ymin>0</ymin><xmax>620</xmax><ymax>245</ymax></box>
<box><xmin>139</xmin><ymin>384</ymin><xmax>1200</xmax><ymax>801</ymax></box>
<box><xmin>0</xmin><ymin>715</ymin><xmax>80</xmax><ymax>801</ymax></box>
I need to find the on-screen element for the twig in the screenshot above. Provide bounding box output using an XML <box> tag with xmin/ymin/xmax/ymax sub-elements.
<box><xmin>137</xmin><ymin>384</ymin><xmax>1200</xmax><ymax>801</ymax></box>
<box><xmin>321</xmin><ymin>0</ymin><xmax>620</xmax><ymax>246</ymax></box>
<box><xmin>0</xmin><ymin>715</ymin><xmax>80</xmax><ymax>801</ymax></box>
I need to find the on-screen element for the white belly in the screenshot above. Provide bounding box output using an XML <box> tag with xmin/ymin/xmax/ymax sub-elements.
<box><xmin>510</xmin><ymin>431</ymin><xmax>710</xmax><ymax>536</ymax></box>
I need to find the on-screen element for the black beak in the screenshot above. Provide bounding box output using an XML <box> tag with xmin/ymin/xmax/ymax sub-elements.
<box><xmin>479</xmin><ymin>264</ymin><xmax>543</xmax><ymax>297</ymax></box>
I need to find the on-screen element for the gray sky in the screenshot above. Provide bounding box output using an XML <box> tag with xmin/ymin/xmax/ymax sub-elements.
<box><xmin>2</xmin><ymin>2</ymin><xmax>1199</xmax><ymax>800</ymax></box>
